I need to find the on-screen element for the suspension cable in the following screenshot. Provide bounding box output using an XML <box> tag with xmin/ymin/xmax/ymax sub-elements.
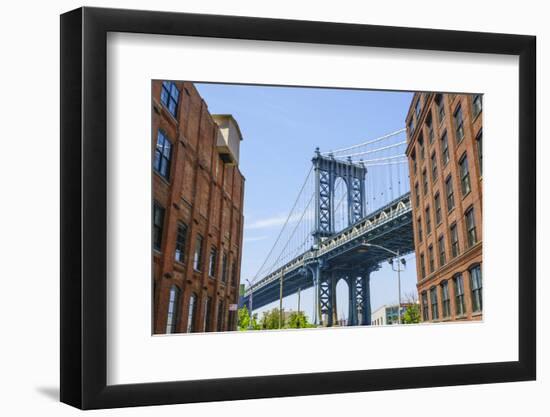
<box><xmin>331</xmin><ymin>141</ymin><xmax>406</xmax><ymax>159</ymax></box>
<box><xmin>321</xmin><ymin>128</ymin><xmax>405</xmax><ymax>155</ymax></box>
<box><xmin>250</xmin><ymin>166</ymin><xmax>313</xmax><ymax>285</ymax></box>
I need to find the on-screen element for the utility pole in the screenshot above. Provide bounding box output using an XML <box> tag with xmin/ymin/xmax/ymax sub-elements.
<box><xmin>363</xmin><ymin>243</ymin><xmax>405</xmax><ymax>325</ymax></box>
<box><xmin>297</xmin><ymin>287</ymin><xmax>301</xmax><ymax>328</ymax></box>
<box><xmin>395</xmin><ymin>249</ymin><xmax>402</xmax><ymax>324</ymax></box>
<box><xmin>246</xmin><ymin>279</ymin><xmax>254</xmax><ymax>330</ymax></box>
<box><xmin>279</xmin><ymin>270</ymin><xmax>284</xmax><ymax>329</ymax></box>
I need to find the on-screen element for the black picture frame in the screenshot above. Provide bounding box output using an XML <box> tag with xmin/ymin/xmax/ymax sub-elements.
<box><xmin>60</xmin><ymin>6</ymin><xmax>536</xmax><ymax>410</ymax></box>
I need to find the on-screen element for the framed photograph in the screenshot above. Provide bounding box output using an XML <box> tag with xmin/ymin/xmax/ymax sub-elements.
<box><xmin>60</xmin><ymin>6</ymin><xmax>536</xmax><ymax>410</ymax></box>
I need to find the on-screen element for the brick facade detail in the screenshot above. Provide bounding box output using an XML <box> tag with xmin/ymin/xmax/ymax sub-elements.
<box><xmin>152</xmin><ymin>80</ymin><xmax>245</xmax><ymax>334</ymax></box>
<box><xmin>406</xmin><ymin>92</ymin><xmax>483</xmax><ymax>323</ymax></box>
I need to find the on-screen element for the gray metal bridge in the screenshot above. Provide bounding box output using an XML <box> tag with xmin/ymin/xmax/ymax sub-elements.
<box><xmin>240</xmin><ymin>129</ymin><xmax>415</xmax><ymax>326</ymax></box>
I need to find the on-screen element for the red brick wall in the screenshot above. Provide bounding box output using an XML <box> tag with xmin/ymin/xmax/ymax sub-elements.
<box><xmin>406</xmin><ymin>92</ymin><xmax>483</xmax><ymax>323</ymax></box>
<box><xmin>152</xmin><ymin>81</ymin><xmax>245</xmax><ymax>334</ymax></box>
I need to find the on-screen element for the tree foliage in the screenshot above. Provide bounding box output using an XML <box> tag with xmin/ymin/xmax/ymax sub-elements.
<box><xmin>239</xmin><ymin>307</ymin><xmax>316</xmax><ymax>330</ymax></box>
<box><xmin>260</xmin><ymin>308</ymin><xmax>284</xmax><ymax>329</ymax></box>
<box><xmin>237</xmin><ymin>307</ymin><xmax>260</xmax><ymax>330</ymax></box>
<box><xmin>287</xmin><ymin>311</ymin><xmax>313</xmax><ymax>329</ymax></box>
<box><xmin>402</xmin><ymin>303</ymin><xmax>421</xmax><ymax>324</ymax></box>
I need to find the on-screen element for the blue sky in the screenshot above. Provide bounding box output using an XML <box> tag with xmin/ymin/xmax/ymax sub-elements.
<box><xmin>196</xmin><ymin>82</ymin><xmax>417</xmax><ymax>322</ymax></box>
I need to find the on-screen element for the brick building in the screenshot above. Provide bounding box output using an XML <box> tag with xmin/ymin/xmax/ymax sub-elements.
<box><xmin>405</xmin><ymin>92</ymin><xmax>483</xmax><ymax>323</ymax></box>
<box><xmin>152</xmin><ymin>80</ymin><xmax>245</xmax><ymax>334</ymax></box>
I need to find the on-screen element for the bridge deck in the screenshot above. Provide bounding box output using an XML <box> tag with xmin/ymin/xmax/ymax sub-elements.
<box><xmin>240</xmin><ymin>192</ymin><xmax>414</xmax><ymax>310</ymax></box>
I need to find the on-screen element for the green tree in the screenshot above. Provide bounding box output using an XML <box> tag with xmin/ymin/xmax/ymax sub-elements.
<box><xmin>402</xmin><ymin>304</ymin><xmax>421</xmax><ymax>324</ymax></box>
<box><xmin>260</xmin><ymin>308</ymin><xmax>284</xmax><ymax>329</ymax></box>
<box><xmin>237</xmin><ymin>307</ymin><xmax>260</xmax><ymax>330</ymax></box>
<box><xmin>287</xmin><ymin>311</ymin><xmax>312</xmax><ymax>329</ymax></box>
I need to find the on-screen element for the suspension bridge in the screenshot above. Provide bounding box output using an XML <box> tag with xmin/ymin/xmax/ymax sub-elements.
<box><xmin>239</xmin><ymin>128</ymin><xmax>415</xmax><ymax>327</ymax></box>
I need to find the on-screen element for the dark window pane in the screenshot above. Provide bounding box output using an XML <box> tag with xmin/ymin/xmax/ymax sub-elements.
<box><xmin>154</xmin><ymin>130</ymin><xmax>172</xmax><ymax>180</ymax></box>
<box><xmin>470</xmin><ymin>265</ymin><xmax>483</xmax><ymax>312</ymax></box>
<box><xmin>160</xmin><ymin>81</ymin><xmax>180</xmax><ymax>117</ymax></box>
<box><xmin>166</xmin><ymin>285</ymin><xmax>181</xmax><ymax>333</ymax></box>
<box><xmin>153</xmin><ymin>202</ymin><xmax>165</xmax><ymax>251</ymax></box>
<box><xmin>175</xmin><ymin>223</ymin><xmax>188</xmax><ymax>263</ymax></box>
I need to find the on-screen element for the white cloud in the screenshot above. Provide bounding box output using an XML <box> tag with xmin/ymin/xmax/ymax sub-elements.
<box><xmin>243</xmin><ymin>235</ymin><xmax>269</xmax><ymax>243</ymax></box>
<box><xmin>245</xmin><ymin>209</ymin><xmax>315</xmax><ymax>231</ymax></box>
<box><xmin>245</xmin><ymin>215</ymin><xmax>289</xmax><ymax>230</ymax></box>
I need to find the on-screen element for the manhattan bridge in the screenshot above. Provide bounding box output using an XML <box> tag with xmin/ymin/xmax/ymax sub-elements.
<box><xmin>239</xmin><ymin>128</ymin><xmax>415</xmax><ymax>327</ymax></box>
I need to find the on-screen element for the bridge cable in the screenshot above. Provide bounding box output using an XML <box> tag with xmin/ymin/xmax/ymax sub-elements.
<box><xmin>250</xmin><ymin>166</ymin><xmax>313</xmax><ymax>285</ymax></box>
<box><xmin>321</xmin><ymin>128</ymin><xmax>406</xmax><ymax>156</ymax></box>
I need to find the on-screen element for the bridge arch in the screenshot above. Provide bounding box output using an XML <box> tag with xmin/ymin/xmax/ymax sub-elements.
<box><xmin>333</xmin><ymin>176</ymin><xmax>349</xmax><ymax>232</ymax></box>
<box><xmin>334</xmin><ymin>277</ymin><xmax>350</xmax><ymax>326</ymax></box>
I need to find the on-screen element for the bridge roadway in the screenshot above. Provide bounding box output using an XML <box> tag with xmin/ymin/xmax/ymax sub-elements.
<box><xmin>240</xmin><ymin>192</ymin><xmax>414</xmax><ymax>313</ymax></box>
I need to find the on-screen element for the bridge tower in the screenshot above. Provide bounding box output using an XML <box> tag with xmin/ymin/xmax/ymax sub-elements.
<box><xmin>312</xmin><ymin>148</ymin><xmax>367</xmax><ymax>245</ymax></box>
<box><xmin>311</xmin><ymin>148</ymin><xmax>372</xmax><ymax>327</ymax></box>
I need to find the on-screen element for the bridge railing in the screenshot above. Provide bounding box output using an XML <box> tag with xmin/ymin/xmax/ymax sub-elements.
<box><xmin>318</xmin><ymin>192</ymin><xmax>411</xmax><ymax>256</ymax></box>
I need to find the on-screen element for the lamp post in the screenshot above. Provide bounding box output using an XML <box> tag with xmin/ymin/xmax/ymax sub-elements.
<box><xmin>363</xmin><ymin>243</ymin><xmax>406</xmax><ymax>325</ymax></box>
<box><xmin>245</xmin><ymin>278</ymin><xmax>254</xmax><ymax>329</ymax></box>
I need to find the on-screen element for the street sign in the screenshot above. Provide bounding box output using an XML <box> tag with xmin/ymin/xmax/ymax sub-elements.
<box><xmin>229</xmin><ymin>303</ymin><xmax>238</xmax><ymax>311</ymax></box>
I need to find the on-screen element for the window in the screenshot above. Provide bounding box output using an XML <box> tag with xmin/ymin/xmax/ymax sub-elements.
<box><xmin>450</xmin><ymin>223</ymin><xmax>460</xmax><ymax>258</ymax></box>
<box><xmin>470</xmin><ymin>264</ymin><xmax>483</xmax><ymax>312</ymax></box>
<box><xmin>411</xmin><ymin>150</ymin><xmax>417</xmax><ymax>174</ymax></box>
<box><xmin>166</xmin><ymin>285</ymin><xmax>181</xmax><ymax>334</ymax></box>
<box><xmin>428</xmin><ymin>245</ymin><xmax>435</xmax><ymax>273</ymax></box>
<box><xmin>459</xmin><ymin>154</ymin><xmax>471</xmax><ymax>196</ymax></box>
<box><xmin>445</xmin><ymin>176</ymin><xmax>455</xmax><ymax>212</ymax></box>
<box><xmin>434</xmin><ymin>192</ymin><xmax>442</xmax><ymax>224</ymax></box>
<box><xmin>422</xmin><ymin>169</ymin><xmax>428</xmax><ymax>195</ymax></box>
<box><xmin>193</xmin><ymin>235</ymin><xmax>203</xmax><ymax>271</ymax></box>
<box><xmin>417</xmin><ymin>217</ymin><xmax>423</xmax><ymax>243</ymax></box>
<box><xmin>454</xmin><ymin>274</ymin><xmax>466</xmax><ymax>316</ymax></box>
<box><xmin>435</xmin><ymin>94</ymin><xmax>445</xmax><ymax>123</ymax></box>
<box><xmin>153</xmin><ymin>202</ymin><xmax>165</xmax><ymax>251</ymax></box>
<box><xmin>228</xmin><ymin>309</ymin><xmax>236</xmax><ymax>331</ymax></box>
<box><xmin>438</xmin><ymin>235</ymin><xmax>446</xmax><ymax>266</ymax></box>
<box><xmin>174</xmin><ymin>222</ymin><xmax>188</xmax><ymax>263</ymax></box>
<box><xmin>454</xmin><ymin>105</ymin><xmax>464</xmax><ymax>143</ymax></box>
<box><xmin>154</xmin><ymin>129</ymin><xmax>172</xmax><ymax>180</ymax></box>
<box><xmin>415</xmin><ymin>98</ymin><xmax>421</xmax><ymax>120</ymax></box>
<box><xmin>440</xmin><ymin>131</ymin><xmax>449</xmax><ymax>166</ymax></box>
<box><xmin>418</xmin><ymin>135</ymin><xmax>425</xmax><ymax>161</ymax></box>
<box><xmin>414</xmin><ymin>183</ymin><xmax>420</xmax><ymax>207</ymax></box>
<box><xmin>431</xmin><ymin>152</ymin><xmax>438</xmax><ymax>182</ymax></box>
<box><xmin>408</xmin><ymin>117</ymin><xmax>415</xmax><ymax>135</ymax></box>
<box><xmin>160</xmin><ymin>81</ymin><xmax>180</xmax><ymax>117</ymax></box>
<box><xmin>425</xmin><ymin>206</ymin><xmax>431</xmax><ymax>235</ymax></box>
<box><xmin>472</xmin><ymin>94</ymin><xmax>482</xmax><ymax>118</ymax></box>
<box><xmin>231</xmin><ymin>262</ymin><xmax>237</xmax><ymax>287</ymax></box>
<box><xmin>204</xmin><ymin>296</ymin><xmax>212</xmax><ymax>331</ymax></box>
<box><xmin>465</xmin><ymin>207</ymin><xmax>477</xmax><ymax>247</ymax></box>
<box><xmin>476</xmin><ymin>129</ymin><xmax>483</xmax><ymax>175</ymax></box>
<box><xmin>430</xmin><ymin>287</ymin><xmax>439</xmax><ymax>320</ymax></box>
<box><xmin>426</xmin><ymin>112</ymin><xmax>434</xmax><ymax>143</ymax></box>
<box><xmin>441</xmin><ymin>281</ymin><xmax>451</xmax><ymax>318</ymax></box>
<box><xmin>217</xmin><ymin>300</ymin><xmax>225</xmax><ymax>332</ymax></box>
<box><xmin>186</xmin><ymin>293</ymin><xmax>197</xmax><ymax>333</ymax></box>
<box><xmin>221</xmin><ymin>252</ymin><xmax>228</xmax><ymax>283</ymax></box>
<box><xmin>422</xmin><ymin>291</ymin><xmax>429</xmax><ymax>321</ymax></box>
<box><xmin>208</xmin><ymin>246</ymin><xmax>218</xmax><ymax>278</ymax></box>
<box><xmin>420</xmin><ymin>253</ymin><xmax>426</xmax><ymax>278</ymax></box>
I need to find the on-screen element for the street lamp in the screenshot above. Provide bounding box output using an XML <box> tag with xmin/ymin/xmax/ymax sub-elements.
<box><xmin>245</xmin><ymin>278</ymin><xmax>254</xmax><ymax>329</ymax></box>
<box><xmin>362</xmin><ymin>243</ymin><xmax>406</xmax><ymax>325</ymax></box>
